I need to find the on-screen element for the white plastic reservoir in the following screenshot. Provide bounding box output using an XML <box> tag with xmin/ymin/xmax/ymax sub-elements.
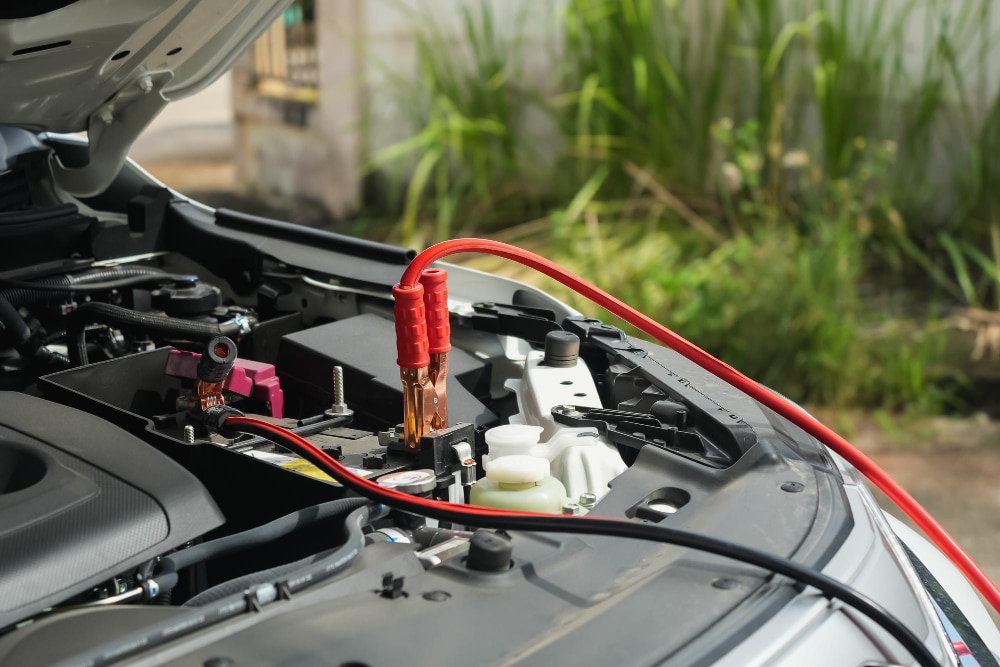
<box><xmin>483</xmin><ymin>424</ymin><xmax>626</xmax><ymax>502</ymax></box>
<box><xmin>470</xmin><ymin>455</ymin><xmax>567</xmax><ymax>513</ymax></box>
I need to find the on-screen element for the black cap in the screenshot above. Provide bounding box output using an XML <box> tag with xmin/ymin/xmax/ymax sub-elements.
<box><xmin>150</xmin><ymin>281</ymin><xmax>222</xmax><ymax>316</ymax></box>
<box><xmin>542</xmin><ymin>330</ymin><xmax>580</xmax><ymax>367</ymax></box>
<box><xmin>466</xmin><ymin>530</ymin><xmax>513</xmax><ymax>572</ymax></box>
<box><xmin>197</xmin><ymin>336</ymin><xmax>237</xmax><ymax>383</ymax></box>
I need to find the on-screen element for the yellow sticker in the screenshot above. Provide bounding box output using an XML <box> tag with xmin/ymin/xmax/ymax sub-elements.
<box><xmin>279</xmin><ymin>458</ymin><xmax>374</xmax><ymax>484</ymax></box>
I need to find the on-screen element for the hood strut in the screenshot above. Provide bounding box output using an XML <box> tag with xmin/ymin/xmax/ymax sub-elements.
<box><xmin>49</xmin><ymin>72</ymin><xmax>171</xmax><ymax>197</ymax></box>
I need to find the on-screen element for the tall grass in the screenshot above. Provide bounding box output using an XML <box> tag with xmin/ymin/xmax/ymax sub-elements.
<box><xmin>556</xmin><ymin>0</ymin><xmax>736</xmax><ymax>191</ymax></box>
<box><xmin>365</xmin><ymin>3</ymin><xmax>546</xmax><ymax>245</ymax></box>
<box><xmin>808</xmin><ymin>0</ymin><xmax>910</xmax><ymax>179</ymax></box>
<box><xmin>555</xmin><ymin>0</ymin><xmax>916</xmax><ymax>194</ymax></box>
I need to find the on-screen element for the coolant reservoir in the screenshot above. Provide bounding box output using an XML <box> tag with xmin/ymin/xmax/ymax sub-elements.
<box><xmin>547</xmin><ymin>430</ymin><xmax>627</xmax><ymax>501</ymax></box>
<box><xmin>483</xmin><ymin>424</ymin><xmax>626</xmax><ymax>502</ymax></box>
<box><xmin>471</xmin><ymin>455</ymin><xmax>567</xmax><ymax>513</ymax></box>
<box><xmin>493</xmin><ymin>331</ymin><xmax>627</xmax><ymax>504</ymax></box>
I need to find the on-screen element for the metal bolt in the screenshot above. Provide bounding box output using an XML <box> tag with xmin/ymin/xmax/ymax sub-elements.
<box><xmin>137</xmin><ymin>76</ymin><xmax>153</xmax><ymax>93</ymax></box>
<box><xmin>182</xmin><ymin>425</ymin><xmax>196</xmax><ymax>444</ymax></box>
<box><xmin>712</xmin><ymin>577</ymin><xmax>738</xmax><ymax>590</ymax></box>
<box><xmin>98</xmin><ymin>107</ymin><xmax>114</xmax><ymax>125</ymax></box>
<box><xmin>578</xmin><ymin>493</ymin><xmax>597</xmax><ymax>510</ymax></box>
<box><xmin>780</xmin><ymin>481</ymin><xmax>804</xmax><ymax>493</ymax></box>
<box><xmin>562</xmin><ymin>502</ymin><xmax>582</xmax><ymax>515</ymax></box>
<box><xmin>326</xmin><ymin>365</ymin><xmax>353</xmax><ymax>417</ymax></box>
<box><xmin>333</xmin><ymin>366</ymin><xmax>345</xmax><ymax>404</ymax></box>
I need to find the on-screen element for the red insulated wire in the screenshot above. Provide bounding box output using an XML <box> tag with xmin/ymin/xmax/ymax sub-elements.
<box><xmin>226</xmin><ymin>416</ymin><xmax>553</xmax><ymax>518</ymax></box>
<box><xmin>400</xmin><ymin>238</ymin><xmax>1000</xmax><ymax>615</ymax></box>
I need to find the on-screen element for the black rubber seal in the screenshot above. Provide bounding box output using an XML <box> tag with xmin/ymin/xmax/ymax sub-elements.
<box><xmin>214</xmin><ymin>209</ymin><xmax>416</xmax><ymax>265</ymax></box>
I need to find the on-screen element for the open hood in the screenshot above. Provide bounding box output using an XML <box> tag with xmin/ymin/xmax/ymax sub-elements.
<box><xmin>0</xmin><ymin>0</ymin><xmax>291</xmax><ymax>196</ymax></box>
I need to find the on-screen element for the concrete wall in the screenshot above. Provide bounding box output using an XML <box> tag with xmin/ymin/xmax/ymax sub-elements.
<box><xmin>232</xmin><ymin>0</ymin><xmax>556</xmax><ymax>216</ymax></box>
<box><xmin>233</xmin><ymin>0</ymin><xmax>365</xmax><ymax>216</ymax></box>
<box><xmin>231</xmin><ymin>0</ymin><xmax>1000</xmax><ymax>218</ymax></box>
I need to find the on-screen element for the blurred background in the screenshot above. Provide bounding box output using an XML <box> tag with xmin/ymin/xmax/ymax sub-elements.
<box><xmin>131</xmin><ymin>0</ymin><xmax>1000</xmax><ymax>582</ymax></box>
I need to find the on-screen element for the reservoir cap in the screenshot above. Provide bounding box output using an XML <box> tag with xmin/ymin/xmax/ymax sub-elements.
<box><xmin>484</xmin><ymin>455</ymin><xmax>549</xmax><ymax>484</ymax></box>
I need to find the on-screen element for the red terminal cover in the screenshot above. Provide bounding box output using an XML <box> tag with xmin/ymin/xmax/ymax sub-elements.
<box><xmin>419</xmin><ymin>268</ymin><xmax>451</xmax><ymax>354</ymax></box>
<box><xmin>393</xmin><ymin>283</ymin><xmax>430</xmax><ymax>368</ymax></box>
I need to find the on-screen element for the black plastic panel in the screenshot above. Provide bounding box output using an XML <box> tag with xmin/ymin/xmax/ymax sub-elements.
<box><xmin>276</xmin><ymin>314</ymin><xmax>497</xmax><ymax>428</ymax></box>
<box><xmin>0</xmin><ymin>393</ymin><xmax>224</xmax><ymax>628</ymax></box>
<box><xmin>161</xmin><ymin>202</ymin><xmax>411</xmax><ymax>296</ymax></box>
<box><xmin>214</xmin><ymin>208</ymin><xmax>415</xmax><ymax>265</ymax></box>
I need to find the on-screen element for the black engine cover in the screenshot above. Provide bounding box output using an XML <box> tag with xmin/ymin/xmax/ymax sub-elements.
<box><xmin>0</xmin><ymin>393</ymin><xmax>224</xmax><ymax>627</ymax></box>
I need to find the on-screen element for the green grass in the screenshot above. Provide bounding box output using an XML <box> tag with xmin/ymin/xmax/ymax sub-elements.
<box><xmin>364</xmin><ymin>3</ymin><xmax>548</xmax><ymax>245</ymax></box>
<box><xmin>556</xmin><ymin>0</ymin><xmax>736</xmax><ymax>190</ymax></box>
<box><xmin>363</xmin><ymin>0</ymin><xmax>1000</xmax><ymax>411</ymax></box>
<box><xmin>535</xmin><ymin>152</ymin><xmax>952</xmax><ymax>410</ymax></box>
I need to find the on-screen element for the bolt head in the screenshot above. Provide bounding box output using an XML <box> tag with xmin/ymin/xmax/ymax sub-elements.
<box><xmin>421</xmin><ymin>590</ymin><xmax>451</xmax><ymax>602</ymax></box>
<box><xmin>562</xmin><ymin>502</ymin><xmax>582</xmax><ymax>515</ymax></box>
<box><xmin>712</xmin><ymin>577</ymin><xmax>738</xmax><ymax>590</ymax></box>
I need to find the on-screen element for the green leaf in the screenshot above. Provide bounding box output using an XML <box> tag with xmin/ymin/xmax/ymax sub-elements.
<box><xmin>400</xmin><ymin>146</ymin><xmax>445</xmax><ymax>245</ymax></box>
<box><xmin>939</xmin><ymin>233</ymin><xmax>979</xmax><ymax>307</ymax></box>
<box><xmin>563</xmin><ymin>165</ymin><xmax>610</xmax><ymax>224</ymax></box>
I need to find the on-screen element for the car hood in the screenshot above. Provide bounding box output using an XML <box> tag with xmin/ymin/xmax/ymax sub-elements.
<box><xmin>0</xmin><ymin>0</ymin><xmax>290</xmax><ymax>196</ymax></box>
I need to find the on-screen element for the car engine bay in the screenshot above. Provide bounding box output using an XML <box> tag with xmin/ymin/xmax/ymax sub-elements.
<box><xmin>0</xmin><ymin>128</ymin><xmax>954</xmax><ymax>667</ymax></box>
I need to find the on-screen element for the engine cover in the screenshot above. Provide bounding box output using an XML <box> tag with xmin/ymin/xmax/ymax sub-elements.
<box><xmin>0</xmin><ymin>393</ymin><xmax>224</xmax><ymax>628</ymax></box>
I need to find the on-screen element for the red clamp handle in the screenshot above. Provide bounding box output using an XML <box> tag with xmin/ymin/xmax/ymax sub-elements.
<box><xmin>393</xmin><ymin>283</ymin><xmax>430</xmax><ymax>368</ymax></box>
<box><xmin>419</xmin><ymin>268</ymin><xmax>451</xmax><ymax>354</ymax></box>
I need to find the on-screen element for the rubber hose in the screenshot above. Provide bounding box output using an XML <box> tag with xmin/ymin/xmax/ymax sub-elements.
<box><xmin>152</xmin><ymin>572</ymin><xmax>179</xmax><ymax>599</ymax></box>
<box><xmin>162</xmin><ymin>497</ymin><xmax>368</xmax><ymax>572</ymax></box>
<box><xmin>67</xmin><ymin>301</ymin><xmax>233</xmax><ymax>366</ymax></box>
<box><xmin>182</xmin><ymin>506</ymin><xmax>370</xmax><ymax>607</ymax></box>
<box><xmin>0</xmin><ymin>295</ymin><xmax>31</xmax><ymax>346</ymax></box>
<box><xmin>149</xmin><ymin>590</ymin><xmax>172</xmax><ymax>606</ymax></box>
<box><xmin>32</xmin><ymin>347</ymin><xmax>71</xmax><ymax>372</ymax></box>
<box><xmin>0</xmin><ymin>296</ymin><xmax>70</xmax><ymax>373</ymax></box>
<box><xmin>0</xmin><ymin>266</ymin><xmax>167</xmax><ymax>307</ymax></box>
<box><xmin>68</xmin><ymin>266</ymin><xmax>167</xmax><ymax>285</ymax></box>
<box><xmin>183</xmin><ymin>554</ymin><xmax>326</xmax><ymax>607</ymax></box>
